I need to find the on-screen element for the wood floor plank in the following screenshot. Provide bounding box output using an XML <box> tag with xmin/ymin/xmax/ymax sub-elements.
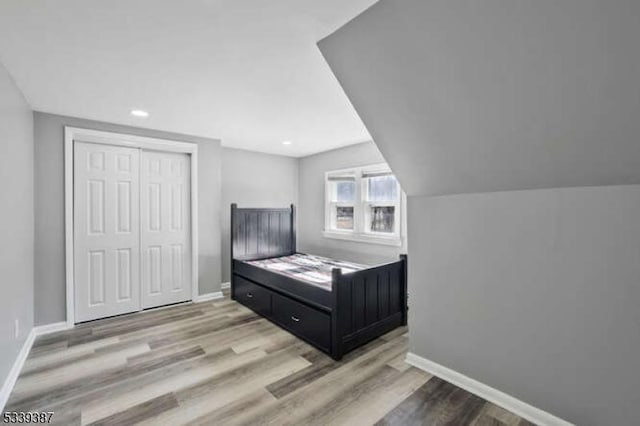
<box><xmin>188</xmin><ymin>389</ymin><xmax>277</xmax><ymax>426</ymax></box>
<box><xmin>138</xmin><ymin>350</ymin><xmax>311</xmax><ymax>425</ymax></box>
<box><xmin>147</xmin><ymin>312</ymin><xmax>261</xmax><ymax>349</ymax></box>
<box><xmin>22</xmin><ymin>351</ymin><xmax>97</xmax><ymax>377</ymax></box>
<box><xmin>376</xmin><ymin>376</ymin><xmax>487</xmax><ymax>426</ymax></box>
<box><xmin>266</xmin><ymin>352</ymin><xmax>336</xmax><ymax>399</ymax></box>
<box><xmin>265</xmin><ymin>335</ymin><xmax>392</xmax><ymax>401</ymax></box>
<box><xmin>6</xmin><ymin>345</ymin><xmax>224</xmax><ymax>412</ymax></box>
<box><xmin>86</xmin><ymin>393</ymin><xmax>179</xmax><ymax>426</ymax></box>
<box><xmin>126</xmin><ymin>345</ymin><xmax>205</xmax><ymax>369</ymax></box>
<box><xmin>114</xmin><ymin>303</ymin><xmax>240</xmax><ymax>341</ymax></box>
<box><xmin>28</xmin><ymin>340</ymin><xmax>69</xmax><ymax>358</ymax></box>
<box><xmin>387</xmin><ymin>352</ymin><xmax>412</xmax><ymax>372</ymax></box>
<box><xmin>69</xmin><ymin>312</ymin><xmax>206</xmax><ymax>347</ymax></box>
<box><xmin>24</xmin><ymin>337</ymin><xmax>121</xmax><ymax>371</ymax></box>
<box><xmin>229</xmin><ymin>326</ymin><xmax>283</xmax><ymax>354</ymax></box>
<box><xmin>472</xmin><ymin>415</ymin><xmax>509</xmax><ymax>426</ymax></box>
<box><xmin>80</xmin><ymin>348</ymin><xmax>269</xmax><ymax>424</ymax></box>
<box><xmin>238</xmin><ymin>336</ymin><xmax>410</xmax><ymax>425</ymax></box>
<box><xmin>124</xmin><ymin>316</ymin><xmax>271</xmax><ymax>359</ymax></box>
<box><xmin>12</xmin><ymin>343</ymin><xmax>150</xmax><ymax>398</ymax></box>
<box><xmin>302</xmin><ymin>366</ymin><xmax>431</xmax><ymax>426</ymax></box>
<box><xmin>32</xmin><ymin>327</ymin><xmax>93</xmax><ymax>348</ymax></box>
<box><xmin>473</xmin><ymin>403</ymin><xmax>526</xmax><ymax>426</ymax></box>
<box><xmin>5</xmin><ymin>292</ymin><xmax>532</xmax><ymax>426</ymax></box>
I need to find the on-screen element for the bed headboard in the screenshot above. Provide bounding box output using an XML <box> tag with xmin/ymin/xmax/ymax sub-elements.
<box><xmin>231</xmin><ymin>204</ymin><xmax>296</xmax><ymax>261</ymax></box>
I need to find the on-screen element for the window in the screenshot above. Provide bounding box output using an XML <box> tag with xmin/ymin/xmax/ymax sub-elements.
<box><xmin>324</xmin><ymin>164</ymin><xmax>404</xmax><ymax>246</ymax></box>
<box><xmin>327</xmin><ymin>173</ymin><xmax>356</xmax><ymax>230</ymax></box>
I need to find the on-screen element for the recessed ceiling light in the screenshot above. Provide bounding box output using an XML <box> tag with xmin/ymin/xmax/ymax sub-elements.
<box><xmin>282</xmin><ymin>140</ymin><xmax>292</xmax><ymax>145</ymax></box>
<box><xmin>131</xmin><ymin>109</ymin><xmax>149</xmax><ymax>117</ymax></box>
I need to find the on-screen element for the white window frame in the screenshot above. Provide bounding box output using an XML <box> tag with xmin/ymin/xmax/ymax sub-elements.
<box><xmin>323</xmin><ymin>163</ymin><xmax>405</xmax><ymax>247</ymax></box>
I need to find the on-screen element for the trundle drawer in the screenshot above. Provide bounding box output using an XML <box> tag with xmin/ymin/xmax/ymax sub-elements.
<box><xmin>234</xmin><ymin>276</ymin><xmax>272</xmax><ymax>316</ymax></box>
<box><xmin>271</xmin><ymin>293</ymin><xmax>330</xmax><ymax>351</ymax></box>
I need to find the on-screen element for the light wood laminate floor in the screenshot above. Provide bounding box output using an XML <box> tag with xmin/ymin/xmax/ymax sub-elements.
<box><xmin>5</xmin><ymin>290</ymin><xmax>534</xmax><ymax>425</ymax></box>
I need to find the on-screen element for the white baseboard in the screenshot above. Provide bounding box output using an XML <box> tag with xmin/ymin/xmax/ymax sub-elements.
<box><xmin>194</xmin><ymin>291</ymin><xmax>224</xmax><ymax>303</ymax></box>
<box><xmin>405</xmin><ymin>352</ymin><xmax>574</xmax><ymax>426</ymax></box>
<box><xmin>220</xmin><ymin>282</ymin><xmax>230</xmax><ymax>289</ymax></box>
<box><xmin>0</xmin><ymin>329</ymin><xmax>36</xmax><ymax>412</ymax></box>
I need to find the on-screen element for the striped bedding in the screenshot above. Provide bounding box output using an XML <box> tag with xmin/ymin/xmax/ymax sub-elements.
<box><xmin>245</xmin><ymin>253</ymin><xmax>366</xmax><ymax>291</ymax></box>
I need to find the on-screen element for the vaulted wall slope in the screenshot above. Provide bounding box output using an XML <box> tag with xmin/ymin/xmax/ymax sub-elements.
<box><xmin>319</xmin><ymin>0</ymin><xmax>640</xmax><ymax>197</ymax></box>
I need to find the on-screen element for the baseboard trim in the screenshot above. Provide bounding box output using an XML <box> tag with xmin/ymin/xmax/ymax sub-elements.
<box><xmin>220</xmin><ymin>282</ymin><xmax>230</xmax><ymax>289</ymax></box>
<box><xmin>0</xmin><ymin>329</ymin><xmax>36</xmax><ymax>412</ymax></box>
<box><xmin>194</xmin><ymin>291</ymin><xmax>224</xmax><ymax>303</ymax></box>
<box><xmin>405</xmin><ymin>352</ymin><xmax>573</xmax><ymax>426</ymax></box>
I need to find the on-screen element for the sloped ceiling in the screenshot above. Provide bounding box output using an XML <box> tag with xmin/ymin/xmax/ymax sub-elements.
<box><xmin>0</xmin><ymin>0</ymin><xmax>377</xmax><ymax>157</ymax></box>
<box><xmin>318</xmin><ymin>0</ymin><xmax>640</xmax><ymax>196</ymax></box>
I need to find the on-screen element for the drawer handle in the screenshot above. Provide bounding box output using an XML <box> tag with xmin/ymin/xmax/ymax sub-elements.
<box><xmin>246</xmin><ymin>292</ymin><xmax>253</xmax><ymax>298</ymax></box>
<box><xmin>291</xmin><ymin>316</ymin><xmax>300</xmax><ymax>322</ymax></box>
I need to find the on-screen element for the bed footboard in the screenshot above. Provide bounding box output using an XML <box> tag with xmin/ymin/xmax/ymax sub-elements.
<box><xmin>331</xmin><ymin>254</ymin><xmax>408</xmax><ymax>360</ymax></box>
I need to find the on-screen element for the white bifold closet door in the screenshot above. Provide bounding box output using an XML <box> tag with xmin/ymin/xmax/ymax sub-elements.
<box><xmin>74</xmin><ymin>143</ymin><xmax>141</xmax><ymax>322</ymax></box>
<box><xmin>140</xmin><ymin>150</ymin><xmax>191</xmax><ymax>309</ymax></box>
<box><xmin>74</xmin><ymin>143</ymin><xmax>191</xmax><ymax>323</ymax></box>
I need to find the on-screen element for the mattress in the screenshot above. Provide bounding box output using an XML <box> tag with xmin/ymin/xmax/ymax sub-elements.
<box><xmin>245</xmin><ymin>253</ymin><xmax>366</xmax><ymax>291</ymax></box>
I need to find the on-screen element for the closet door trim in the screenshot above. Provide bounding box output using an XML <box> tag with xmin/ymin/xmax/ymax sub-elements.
<box><xmin>65</xmin><ymin>126</ymin><xmax>199</xmax><ymax>326</ymax></box>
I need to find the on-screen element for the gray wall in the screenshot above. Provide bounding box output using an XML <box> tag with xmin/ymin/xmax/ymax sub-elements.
<box><xmin>34</xmin><ymin>112</ymin><xmax>222</xmax><ymax>325</ymax></box>
<box><xmin>409</xmin><ymin>186</ymin><xmax>640</xmax><ymax>425</ymax></box>
<box><xmin>319</xmin><ymin>0</ymin><xmax>640</xmax><ymax>197</ymax></box>
<box><xmin>298</xmin><ymin>141</ymin><xmax>405</xmax><ymax>265</ymax></box>
<box><xmin>221</xmin><ymin>147</ymin><xmax>298</xmax><ymax>282</ymax></box>
<box><xmin>0</xmin><ymin>63</ymin><xmax>34</xmax><ymax>386</ymax></box>
<box><xmin>319</xmin><ymin>1</ymin><xmax>640</xmax><ymax>424</ymax></box>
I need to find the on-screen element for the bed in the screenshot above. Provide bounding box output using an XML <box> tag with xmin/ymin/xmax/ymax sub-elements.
<box><xmin>230</xmin><ymin>204</ymin><xmax>408</xmax><ymax>360</ymax></box>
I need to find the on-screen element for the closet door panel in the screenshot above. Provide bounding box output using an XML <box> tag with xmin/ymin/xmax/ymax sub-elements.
<box><xmin>74</xmin><ymin>142</ymin><xmax>141</xmax><ymax>322</ymax></box>
<box><xmin>141</xmin><ymin>151</ymin><xmax>191</xmax><ymax>309</ymax></box>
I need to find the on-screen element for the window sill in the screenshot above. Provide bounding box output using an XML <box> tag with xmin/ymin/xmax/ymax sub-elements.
<box><xmin>322</xmin><ymin>230</ymin><xmax>402</xmax><ymax>247</ymax></box>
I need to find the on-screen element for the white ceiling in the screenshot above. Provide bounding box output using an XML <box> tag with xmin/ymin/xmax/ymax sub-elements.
<box><xmin>0</xmin><ymin>0</ymin><xmax>376</xmax><ymax>157</ymax></box>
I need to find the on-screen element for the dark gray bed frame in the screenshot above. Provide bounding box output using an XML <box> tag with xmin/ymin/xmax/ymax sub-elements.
<box><xmin>230</xmin><ymin>204</ymin><xmax>408</xmax><ymax>360</ymax></box>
